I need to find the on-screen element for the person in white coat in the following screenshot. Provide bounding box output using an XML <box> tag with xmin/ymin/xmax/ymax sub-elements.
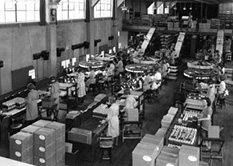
<box><xmin>25</xmin><ymin>83</ymin><xmax>39</xmax><ymax>125</ymax></box>
<box><xmin>105</xmin><ymin>103</ymin><xmax>120</xmax><ymax>140</ymax></box>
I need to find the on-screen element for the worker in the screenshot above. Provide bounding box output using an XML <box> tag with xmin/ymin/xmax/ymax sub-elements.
<box><xmin>102</xmin><ymin>103</ymin><xmax>120</xmax><ymax>146</ymax></box>
<box><xmin>50</xmin><ymin>76</ymin><xmax>60</xmax><ymax>111</ymax></box>
<box><xmin>25</xmin><ymin>83</ymin><xmax>39</xmax><ymax>125</ymax></box>
<box><xmin>76</xmin><ymin>68</ymin><xmax>86</xmax><ymax>104</ymax></box>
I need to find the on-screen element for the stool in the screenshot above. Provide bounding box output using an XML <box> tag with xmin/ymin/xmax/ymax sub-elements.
<box><xmin>10</xmin><ymin>118</ymin><xmax>23</xmax><ymax>135</ymax></box>
<box><xmin>99</xmin><ymin>136</ymin><xmax>113</xmax><ymax>162</ymax></box>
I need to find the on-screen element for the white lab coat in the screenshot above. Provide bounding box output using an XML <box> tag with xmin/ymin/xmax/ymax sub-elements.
<box><xmin>26</xmin><ymin>89</ymin><xmax>39</xmax><ymax>121</ymax></box>
<box><xmin>106</xmin><ymin>103</ymin><xmax>119</xmax><ymax>138</ymax></box>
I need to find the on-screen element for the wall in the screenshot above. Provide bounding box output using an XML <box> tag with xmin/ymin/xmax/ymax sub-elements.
<box><xmin>0</xmin><ymin>25</ymin><xmax>47</xmax><ymax>94</ymax></box>
<box><xmin>0</xmin><ymin>20</ymin><xmax>118</xmax><ymax>95</ymax></box>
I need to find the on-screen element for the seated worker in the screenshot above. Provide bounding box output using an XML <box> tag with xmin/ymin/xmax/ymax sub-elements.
<box><xmin>143</xmin><ymin>72</ymin><xmax>152</xmax><ymax>91</ymax></box>
<box><xmin>25</xmin><ymin>83</ymin><xmax>40</xmax><ymax>125</ymax></box>
<box><xmin>161</xmin><ymin>59</ymin><xmax>170</xmax><ymax>84</ymax></box>
<box><xmin>151</xmin><ymin>67</ymin><xmax>162</xmax><ymax>90</ymax></box>
<box><xmin>86</xmin><ymin>68</ymin><xmax>96</xmax><ymax>91</ymax></box>
<box><xmin>121</xmin><ymin>95</ymin><xmax>138</xmax><ymax>132</ymax></box>
<box><xmin>216</xmin><ymin>74</ymin><xmax>228</xmax><ymax>106</ymax></box>
<box><xmin>115</xmin><ymin>57</ymin><xmax>124</xmax><ymax>76</ymax></box>
<box><xmin>133</xmin><ymin>74</ymin><xmax>144</xmax><ymax>91</ymax></box>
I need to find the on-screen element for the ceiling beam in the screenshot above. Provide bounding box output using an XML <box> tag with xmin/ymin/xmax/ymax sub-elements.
<box><xmin>92</xmin><ymin>0</ymin><xmax>100</xmax><ymax>7</ymax></box>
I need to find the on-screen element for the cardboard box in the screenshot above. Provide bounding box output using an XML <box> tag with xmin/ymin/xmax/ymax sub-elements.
<box><xmin>56</xmin><ymin>146</ymin><xmax>65</xmax><ymax>162</ymax></box>
<box><xmin>140</xmin><ymin>134</ymin><xmax>164</xmax><ymax>154</ymax></box>
<box><xmin>56</xmin><ymin>156</ymin><xmax>65</xmax><ymax>166</ymax></box>
<box><xmin>10</xmin><ymin>146</ymin><xmax>33</xmax><ymax>162</ymax></box>
<box><xmin>42</xmin><ymin>98</ymin><xmax>55</xmax><ymax>108</ymax></box>
<box><xmin>161</xmin><ymin>114</ymin><xmax>174</xmax><ymax>128</ymax></box>
<box><xmin>34</xmin><ymin>153</ymin><xmax>56</xmax><ymax>166</ymax></box>
<box><xmin>34</xmin><ymin>142</ymin><xmax>55</xmax><ymax>158</ymax></box>
<box><xmin>132</xmin><ymin>142</ymin><xmax>158</xmax><ymax>166</ymax></box>
<box><xmin>208</xmin><ymin>126</ymin><xmax>220</xmax><ymax>138</ymax></box>
<box><xmin>161</xmin><ymin>146</ymin><xmax>179</xmax><ymax>157</ymax></box>
<box><xmin>155</xmin><ymin>128</ymin><xmax>167</xmax><ymax>137</ymax></box>
<box><xmin>45</xmin><ymin>122</ymin><xmax>65</xmax><ymax>138</ymax></box>
<box><xmin>127</xmin><ymin>108</ymin><xmax>139</xmax><ymax>121</ymax></box>
<box><xmin>34</xmin><ymin>128</ymin><xmax>56</xmax><ymax>146</ymax></box>
<box><xmin>156</xmin><ymin>153</ymin><xmax>178</xmax><ymax>166</ymax></box>
<box><xmin>21</xmin><ymin>125</ymin><xmax>41</xmax><ymax>134</ymax></box>
<box><xmin>68</xmin><ymin>128</ymin><xmax>92</xmax><ymax>145</ymax></box>
<box><xmin>56</xmin><ymin>135</ymin><xmax>65</xmax><ymax>150</ymax></box>
<box><xmin>168</xmin><ymin>107</ymin><xmax>178</xmax><ymax>115</ymax></box>
<box><xmin>179</xmin><ymin>145</ymin><xmax>200</xmax><ymax>166</ymax></box>
<box><xmin>32</xmin><ymin>120</ymin><xmax>52</xmax><ymax>128</ymax></box>
<box><xmin>10</xmin><ymin>132</ymin><xmax>33</xmax><ymax>151</ymax></box>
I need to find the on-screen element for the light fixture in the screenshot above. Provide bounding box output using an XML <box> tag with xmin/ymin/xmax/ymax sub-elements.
<box><xmin>143</xmin><ymin>155</ymin><xmax>152</xmax><ymax>162</ymax></box>
<box><xmin>183</xmin><ymin>3</ymin><xmax>186</xmax><ymax>10</ymax></box>
<box><xmin>189</xmin><ymin>3</ymin><xmax>192</xmax><ymax>10</ymax></box>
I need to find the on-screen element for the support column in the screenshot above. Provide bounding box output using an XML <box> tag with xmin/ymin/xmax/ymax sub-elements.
<box><xmin>46</xmin><ymin>24</ymin><xmax>57</xmax><ymax>77</ymax></box>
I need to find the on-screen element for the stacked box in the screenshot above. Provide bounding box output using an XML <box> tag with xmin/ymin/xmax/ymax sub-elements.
<box><xmin>155</xmin><ymin>127</ymin><xmax>167</xmax><ymax>137</ymax></box>
<box><xmin>161</xmin><ymin>146</ymin><xmax>179</xmax><ymax>157</ymax></box>
<box><xmin>32</xmin><ymin>120</ymin><xmax>52</xmax><ymax>128</ymax></box>
<box><xmin>140</xmin><ymin>134</ymin><xmax>164</xmax><ymax>155</ymax></box>
<box><xmin>34</xmin><ymin>127</ymin><xmax>56</xmax><ymax>166</ymax></box>
<box><xmin>68</xmin><ymin>128</ymin><xmax>92</xmax><ymax>145</ymax></box>
<box><xmin>45</xmin><ymin>122</ymin><xmax>66</xmax><ymax>166</ymax></box>
<box><xmin>132</xmin><ymin>142</ymin><xmax>158</xmax><ymax>166</ymax></box>
<box><xmin>179</xmin><ymin>145</ymin><xmax>199</xmax><ymax>166</ymax></box>
<box><xmin>9</xmin><ymin>132</ymin><xmax>33</xmax><ymax>164</ymax></box>
<box><xmin>161</xmin><ymin>114</ymin><xmax>174</xmax><ymax>128</ymax></box>
<box><xmin>156</xmin><ymin>152</ymin><xmax>178</xmax><ymax>166</ymax></box>
<box><xmin>168</xmin><ymin>107</ymin><xmax>178</xmax><ymax>116</ymax></box>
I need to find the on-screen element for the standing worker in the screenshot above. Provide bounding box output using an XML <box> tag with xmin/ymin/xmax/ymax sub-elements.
<box><xmin>76</xmin><ymin>68</ymin><xmax>86</xmax><ymax>104</ymax></box>
<box><xmin>50</xmin><ymin>76</ymin><xmax>60</xmax><ymax>111</ymax></box>
<box><xmin>25</xmin><ymin>83</ymin><xmax>39</xmax><ymax>125</ymax></box>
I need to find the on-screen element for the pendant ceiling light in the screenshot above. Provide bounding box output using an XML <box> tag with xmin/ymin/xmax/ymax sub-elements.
<box><xmin>189</xmin><ymin>3</ymin><xmax>192</xmax><ymax>10</ymax></box>
<box><xmin>183</xmin><ymin>3</ymin><xmax>186</xmax><ymax>10</ymax></box>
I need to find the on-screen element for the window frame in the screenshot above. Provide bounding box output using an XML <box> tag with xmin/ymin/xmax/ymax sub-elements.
<box><xmin>0</xmin><ymin>0</ymin><xmax>40</xmax><ymax>24</ymax></box>
<box><xmin>94</xmin><ymin>0</ymin><xmax>113</xmax><ymax>19</ymax></box>
<box><xmin>56</xmin><ymin>0</ymin><xmax>86</xmax><ymax>21</ymax></box>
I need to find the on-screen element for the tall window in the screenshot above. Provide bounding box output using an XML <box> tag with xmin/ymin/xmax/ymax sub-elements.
<box><xmin>0</xmin><ymin>0</ymin><xmax>40</xmax><ymax>23</ymax></box>
<box><xmin>57</xmin><ymin>0</ymin><xmax>86</xmax><ymax>20</ymax></box>
<box><xmin>94</xmin><ymin>0</ymin><xmax>113</xmax><ymax>18</ymax></box>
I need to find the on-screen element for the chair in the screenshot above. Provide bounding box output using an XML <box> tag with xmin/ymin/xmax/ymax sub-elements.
<box><xmin>200</xmin><ymin>137</ymin><xmax>224</xmax><ymax>165</ymax></box>
<box><xmin>10</xmin><ymin>118</ymin><xmax>24</xmax><ymax>135</ymax></box>
<box><xmin>99</xmin><ymin>136</ymin><xmax>114</xmax><ymax>162</ymax></box>
<box><xmin>200</xmin><ymin>126</ymin><xmax>225</xmax><ymax>165</ymax></box>
<box><xmin>121</xmin><ymin>120</ymin><xmax>143</xmax><ymax>142</ymax></box>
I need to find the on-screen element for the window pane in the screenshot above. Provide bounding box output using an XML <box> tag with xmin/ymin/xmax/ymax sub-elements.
<box><xmin>27</xmin><ymin>11</ymin><xmax>35</xmax><ymax>21</ymax></box>
<box><xmin>62</xmin><ymin>3</ymin><xmax>68</xmax><ymax>10</ymax></box>
<box><xmin>69</xmin><ymin>3</ymin><xmax>75</xmax><ymax>10</ymax></box>
<box><xmin>17</xmin><ymin>11</ymin><xmax>26</xmax><ymax>22</ymax></box>
<box><xmin>69</xmin><ymin>11</ymin><xmax>75</xmax><ymax>19</ymax></box>
<box><xmin>5</xmin><ymin>2</ymin><xmax>15</xmax><ymax>10</ymax></box>
<box><xmin>17</xmin><ymin>2</ymin><xmax>26</xmax><ymax>10</ymax></box>
<box><xmin>5</xmin><ymin>11</ymin><xmax>16</xmax><ymax>22</ymax></box>
<box><xmin>0</xmin><ymin>11</ymin><xmax>5</xmax><ymax>23</ymax></box>
<box><xmin>26</xmin><ymin>2</ymin><xmax>35</xmax><ymax>11</ymax></box>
